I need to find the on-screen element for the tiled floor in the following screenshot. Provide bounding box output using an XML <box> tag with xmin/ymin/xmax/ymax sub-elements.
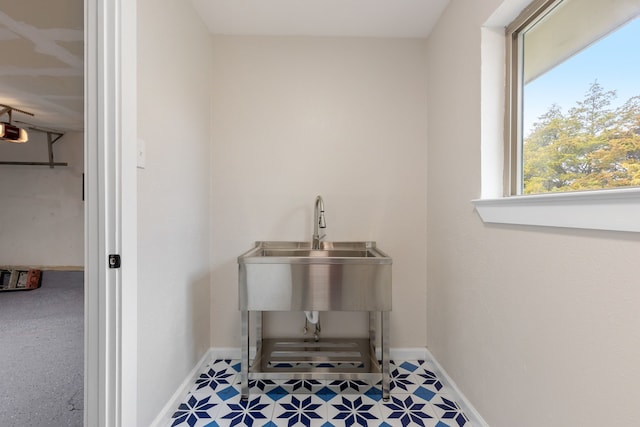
<box><xmin>168</xmin><ymin>359</ymin><xmax>471</xmax><ymax>427</ymax></box>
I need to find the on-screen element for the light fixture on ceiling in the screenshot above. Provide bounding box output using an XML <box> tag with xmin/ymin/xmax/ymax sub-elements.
<box><xmin>1</xmin><ymin>122</ymin><xmax>29</xmax><ymax>143</ymax></box>
<box><xmin>0</xmin><ymin>104</ymin><xmax>33</xmax><ymax>143</ymax></box>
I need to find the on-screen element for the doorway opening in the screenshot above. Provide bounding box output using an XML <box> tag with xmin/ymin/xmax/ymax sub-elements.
<box><xmin>0</xmin><ymin>1</ymin><xmax>86</xmax><ymax>424</ymax></box>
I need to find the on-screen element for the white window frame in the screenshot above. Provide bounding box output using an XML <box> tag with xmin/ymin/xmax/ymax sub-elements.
<box><xmin>473</xmin><ymin>0</ymin><xmax>640</xmax><ymax>233</ymax></box>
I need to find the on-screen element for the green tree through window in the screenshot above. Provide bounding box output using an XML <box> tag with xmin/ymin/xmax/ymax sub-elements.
<box><xmin>523</xmin><ymin>81</ymin><xmax>640</xmax><ymax>194</ymax></box>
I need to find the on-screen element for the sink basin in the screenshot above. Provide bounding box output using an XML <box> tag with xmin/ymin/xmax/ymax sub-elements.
<box><xmin>238</xmin><ymin>241</ymin><xmax>392</xmax><ymax>311</ymax></box>
<box><xmin>260</xmin><ymin>249</ymin><xmax>377</xmax><ymax>258</ymax></box>
<box><xmin>244</xmin><ymin>241</ymin><xmax>387</xmax><ymax>262</ymax></box>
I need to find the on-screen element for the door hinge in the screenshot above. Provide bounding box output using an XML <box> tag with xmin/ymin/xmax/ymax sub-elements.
<box><xmin>108</xmin><ymin>254</ymin><xmax>121</xmax><ymax>269</ymax></box>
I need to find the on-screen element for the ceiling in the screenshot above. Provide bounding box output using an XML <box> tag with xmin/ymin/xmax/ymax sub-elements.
<box><xmin>192</xmin><ymin>0</ymin><xmax>450</xmax><ymax>38</ymax></box>
<box><xmin>0</xmin><ymin>0</ymin><xmax>448</xmax><ymax>133</ymax></box>
<box><xmin>0</xmin><ymin>0</ymin><xmax>83</xmax><ymax>132</ymax></box>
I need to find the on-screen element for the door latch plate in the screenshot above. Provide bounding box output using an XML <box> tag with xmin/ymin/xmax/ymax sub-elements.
<box><xmin>108</xmin><ymin>254</ymin><xmax>121</xmax><ymax>269</ymax></box>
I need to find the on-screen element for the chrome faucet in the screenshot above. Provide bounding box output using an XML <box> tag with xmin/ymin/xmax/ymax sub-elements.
<box><xmin>312</xmin><ymin>195</ymin><xmax>326</xmax><ymax>249</ymax></box>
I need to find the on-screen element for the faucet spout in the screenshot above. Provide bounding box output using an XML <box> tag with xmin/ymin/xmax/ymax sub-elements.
<box><xmin>312</xmin><ymin>195</ymin><xmax>326</xmax><ymax>249</ymax></box>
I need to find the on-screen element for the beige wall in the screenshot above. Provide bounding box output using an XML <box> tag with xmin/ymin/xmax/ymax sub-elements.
<box><xmin>426</xmin><ymin>0</ymin><xmax>640</xmax><ymax>425</ymax></box>
<box><xmin>136</xmin><ymin>0</ymin><xmax>211</xmax><ymax>424</ymax></box>
<box><xmin>210</xmin><ymin>36</ymin><xmax>428</xmax><ymax>348</ymax></box>
<box><xmin>0</xmin><ymin>131</ymin><xmax>84</xmax><ymax>268</ymax></box>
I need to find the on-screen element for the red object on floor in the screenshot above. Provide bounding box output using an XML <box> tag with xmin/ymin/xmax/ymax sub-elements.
<box><xmin>26</xmin><ymin>269</ymin><xmax>42</xmax><ymax>289</ymax></box>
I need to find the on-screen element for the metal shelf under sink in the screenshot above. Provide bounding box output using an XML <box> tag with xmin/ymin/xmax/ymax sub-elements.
<box><xmin>251</xmin><ymin>338</ymin><xmax>381</xmax><ymax>379</ymax></box>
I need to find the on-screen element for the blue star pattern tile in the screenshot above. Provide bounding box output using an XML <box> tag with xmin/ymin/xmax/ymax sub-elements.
<box><xmin>215</xmin><ymin>396</ymin><xmax>274</xmax><ymax>427</ymax></box>
<box><xmin>380</xmin><ymin>395</ymin><xmax>434</xmax><ymax>427</ymax></box>
<box><xmin>327</xmin><ymin>395</ymin><xmax>381</xmax><ymax>426</ymax></box>
<box><xmin>389</xmin><ymin>368</ymin><xmax>418</xmax><ymax>393</ymax></box>
<box><xmin>432</xmin><ymin>396</ymin><xmax>470</xmax><ymax>427</ymax></box>
<box><xmin>416</xmin><ymin>370</ymin><xmax>444</xmax><ymax>392</ymax></box>
<box><xmin>170</xmin><ymin>395</ymin><xmax>218</xmax><ymax>427</ymax></box>
<box><xmin>166</xmin><ymin>359</ymin><xmax>472</xmax><ymax>427</ymax></box>
<box><xmin>273</xmin><ymin>395</ymin><xmax>326</xmax><ymax>427</ymax></box>
<box><xmin>195</xmin><ymin>368</ymin><xmax>235</xmax><ymax>391</ymax></box>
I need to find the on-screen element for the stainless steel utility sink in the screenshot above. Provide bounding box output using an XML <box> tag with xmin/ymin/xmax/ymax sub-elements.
<box><xmin>237</xmin><ymin>238</ymin><xmax>393</xmax><ymax>402</ymax></box>
<box><xmin>238</xmin><ymin>241</ymin><xmax>392</xmax><ymax>311</ymax></box>
<box><xmin>238</xmin><ymin>198</ymin><xmax>393</xmax><ymax>402</ymax></box>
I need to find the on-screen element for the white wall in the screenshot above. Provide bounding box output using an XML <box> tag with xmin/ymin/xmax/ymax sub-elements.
<box><xmin>210</xmin><ymin>36</ymin><xmax>428</xmax><ymax>348</ymax></box>
<box><xmin>426</xmin><ymin>0</ymin><xmax>640</xmax><ymax>425</ymax></box>
<box><xmin>0</xmin><ymin>131</ymin><xmax>84</xmax><ymax>267</ymax></box>
<box><xmin>136</xmin><ymin>0</ymin><xmax>211</xmax><ymax>425</ymax></box>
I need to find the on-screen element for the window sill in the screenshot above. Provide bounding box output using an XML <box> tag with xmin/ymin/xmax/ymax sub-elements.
<box><xmin>472</xmin><ymin>188</ymin><xmax>640</xmax><ymax>233</ymax></box>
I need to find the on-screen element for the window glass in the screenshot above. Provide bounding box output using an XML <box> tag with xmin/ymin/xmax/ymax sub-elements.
<box><xmin>513</xmin><ymin>0</ymin><xmax>640</xmax><ymax>194</ymax></box>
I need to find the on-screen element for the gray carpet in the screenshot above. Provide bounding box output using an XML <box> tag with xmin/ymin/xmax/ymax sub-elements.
<box><xmin>0</xmin><ymin>271</ymin><xmax>84</xmax><ymax>426</ymax></box>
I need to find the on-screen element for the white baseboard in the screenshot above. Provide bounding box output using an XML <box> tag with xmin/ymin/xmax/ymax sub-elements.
<box><xmin>209</xmin><ymin>346</ymin><xmax>244</xmax><ymax>360</ymax></box>
<box><xmin>424</xmin><ymin>347</ymin><xmax>490</xmax><ymax>427</ymax></box>
<box><xmin>151</xmin><ymin>346</ymin><xmax>489</xmax><ymax>427</ymax></box>
<box><xmin>149</xmin><ymin>348</ymin><xmax>213</xmax><ymax>427</ymax></box>
<box><xmin>387</xmin><ymin>347</ymin><xmax>428</xmax><ymax>360</ymax></box>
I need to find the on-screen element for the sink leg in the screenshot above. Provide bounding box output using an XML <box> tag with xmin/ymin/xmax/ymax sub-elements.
<box><xmin>369</xmin><ymin>312</ymin><xmax>376</xmax><ymax>352</ymax></box>
<box><xmin>241</xmin><ymin>310</ymin><xmax>249</xmax><ymax>401</ymax></box>
<box><xmin>381</xmin><ymin>311</ymin><xmax>390</xmax><ymax>401</ymax></box>
<box><xmin>255</xmin><ymin>311</ymin><xmax>263</xmax><ymax>350</ymax></box>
